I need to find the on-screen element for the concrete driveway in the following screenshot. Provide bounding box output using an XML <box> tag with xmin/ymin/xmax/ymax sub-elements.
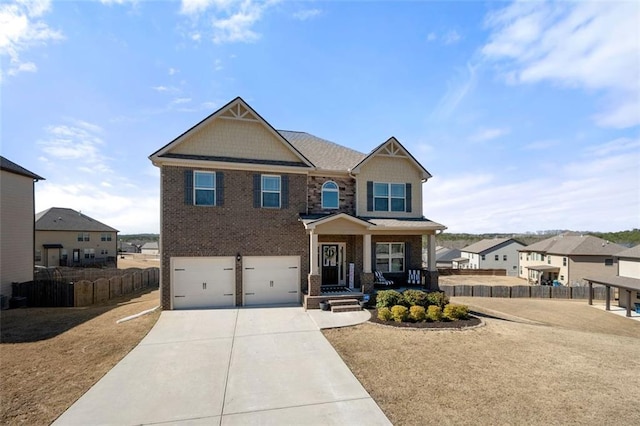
<box><xmin>54</xmin><ymin>307</ymin><xmax>390</xmax><ymax>425</ymax></box>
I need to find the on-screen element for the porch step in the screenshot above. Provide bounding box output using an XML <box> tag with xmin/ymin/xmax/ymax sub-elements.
<box><xmin>331</xmin><ymin>304</ymin><xmax>362</xmax><ymax>313</ymax></box>
<box><xmin>328</xmin><ymin>299</ymin><xmax>360</xmax><ymax>307</ymax></box>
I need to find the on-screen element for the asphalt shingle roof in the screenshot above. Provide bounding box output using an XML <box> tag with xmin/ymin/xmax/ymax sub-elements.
<box><xmin>521</xmin><ymin>235</ymin><xmax>625</xmax><ymax>256</ymax></box>
<box><xmin>615</xmin><ymin>244</ymin><xmax>640</xmax><ymax>260</ymax></box>
<box><xmin>462</xmin><ymin>238</ymin><xmax>524</xmax><ymax>254</ymax></box>
<box><xmin>278</xmin><ymin>130</ymin><xmax>366</xmax><ymax>171</ymax></box>
<box><xmin>0</xmin><ymin>156</ymin><xmax>44</xmax><ymax>180</ymax></box>
<box><xmin>35</xmin><ymin>207</ymin><xmax>118</xmax><ymax>232</ymax></box>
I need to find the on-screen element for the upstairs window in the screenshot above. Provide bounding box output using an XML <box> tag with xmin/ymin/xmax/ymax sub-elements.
<box><xmin>503</xmin><ymin>255</ymin><xmax>508</xmax><ymax>261</ymax></box>
<box><xmin>194</xmin><ymin>171</ymin><xmax>216</xmax><ymax>206</ymax></box>
<box><xmin>321</xmin><ymin>181</ymin><xmax>339</xmax><ymax>209</ymax></box>
<box><xmin>604</xmin><ymin>258</ymin><xmax>614</xmax><ymax>266</ymax></box>
<box><xmin>481</xmin><ymin>255</ymin><xmax>486</xmax><ymax>261</ymax></box>
<box><xmin>262</xmin><ymin>175</ymin><xmax>281</xmax><ymax>208</ymax></box>
<box><xmin>101</xmin><ymin>233</ymin><xmax>112</xmax><ymax>241</ymax></box>
<box><xmin>77</xmin><ymin>233</ymin><xmax>89</xmax><ymax>242</ymax></box>
<box><xmin>495</xmin><ymin>254</ymin><xmax>499</xmax><ymax>261</ymax></box>
<box><xmin>374</xmin><ymin>183</ymin><xmax>405</xmax><ymax>212</ymax></box>
<box><xmin>563</xmin><ymin>257</ymin><xmax>567</xmax><ymax>266</ymax></box>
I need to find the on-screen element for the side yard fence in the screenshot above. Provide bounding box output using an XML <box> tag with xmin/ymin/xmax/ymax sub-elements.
<box><xmin>440</xmin><ymin>284</ymin><xmax>613</xmax><ymax>300</ymax></box>
<box><xmin>438</xmin><ymin>268</ymin><xmax>507</xmax><ymax>276</ymax></box>
<box><xmin>11</xmin><ymin>267</ymin><xmax>159</xmax><ymax>308</ymax></box>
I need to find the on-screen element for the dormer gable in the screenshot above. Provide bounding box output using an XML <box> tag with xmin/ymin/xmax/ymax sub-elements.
<box><xmin>150</xmin><ymin>97</ymin><xmax>314</xmax><ymax>171</ymax></box>
<box><xmin>350</xmin><ymin>137</ymin><xmax>432</xmax><ymax>181</ymax></box>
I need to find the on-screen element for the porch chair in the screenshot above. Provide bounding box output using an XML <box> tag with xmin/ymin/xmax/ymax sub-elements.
<box><xmin>374</xmin><ymin>270</ymin><xmax>394</xmax><ymax>286</ymax></box>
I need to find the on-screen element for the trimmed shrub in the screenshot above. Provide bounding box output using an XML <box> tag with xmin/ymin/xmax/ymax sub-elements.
<box><xmin>443</xmin><ymin>304</ymin><xmax>470</xmax><ymax>320</ymax></box>
<box><xmin>376</xmin><ymin>290</ymin><xmax>403</xmax><ymax>308</ymax></box>
<box><xmin>426</xmin><ymin>291</ymin><xmax>449</xmax><ymax>309</ymax></box>
<box><xmin>377</xmin><ymin>307</ymin><xmax>392</xmax><ymax>321</ymax></box>
<box><xmin>402</xmin><ymin>289</ymin><xmax>428</xmax><ymax>307</ymax></box>
<box><xmin>390</xmin><ymin>305</ymin><xmax>409</xmax><ymax>322</ymax></box>
<box><xmin>409</xmin><ymin>305</ymin><xmax>426</xmax><ymax>322</ymax></box>
<box><xmin>426</xmin><ymin>305</ymin><xmax>442</xmax><ymax>322</ymax></box>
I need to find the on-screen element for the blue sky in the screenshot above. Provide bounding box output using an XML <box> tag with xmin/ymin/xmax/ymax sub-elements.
<box><xmin>2</xmin><ymin>0</ymin><xmax>638</xmax><ymax>234</ymax></box>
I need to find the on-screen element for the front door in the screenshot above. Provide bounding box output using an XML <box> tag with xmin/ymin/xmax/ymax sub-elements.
<box><xmin>321</xmin><ymin>243</ymin><xmax>345</xmax><ymax>286</ymax></box>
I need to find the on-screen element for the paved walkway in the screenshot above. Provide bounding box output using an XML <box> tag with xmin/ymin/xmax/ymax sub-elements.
<box><xmin>589</xmin><ymin>302</ymin><xmax>640</xmax><ymax>322</ymax></box>
<box><xmin>54</xmin><ymin>307</ymin><xmax>388</xmax><ymax>425</ymax></box>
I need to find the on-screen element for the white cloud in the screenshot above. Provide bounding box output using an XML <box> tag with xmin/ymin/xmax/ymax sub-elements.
<box><xmin>523</xmin><ymin>139</ymin><xmax>557</xmax><ymax>150</ymax></box>
<box><xmin>171</xmin><ymin>97</ymin><xmax>192</xmax><ymax>104</ymax></box>
<box><xmin>426</xmin><ymin>32</ymin><xmax>436</xmax><ymax>42</ymax></box>
<box><xmin>442</xmin><ymin>30</ymin><xmax>461</xmax><ymax>45</ymax></box>
<box><xmin>431</xmin><ymin>62</ymin><xmax>477</xmax><ymax>119</ymax></box>
<box><xmin>214</xmin><ymin>58</ymin><xmax>222</xmax><ymax>71</ymax></box>
<box><xmin>168</xmin><ymin>67</ymin><xmax>178</xmax><ymax>75</ymax></box>
<box><xmin>293</xmin><ymin>8</ymin><xmax>321</xmax><ymax>21</ymax></box>
<box><xmin>423</xmin><ymin>137</ymin><xmax>640</xmax><ymax>233</ymax></box>
<box><xmin>482</xmin><ymin>1</ymin><xmax>640</xmax><ymax>129</ymax></box>
<box><xmin>0</xmin><ymin>0</ymin><xmax>63</xmax><ymax>79</ymax></box>
<box><xmin>468</xmin><ymin>127</ymin><xmax>510</xmax><ymax>143</ymax></box>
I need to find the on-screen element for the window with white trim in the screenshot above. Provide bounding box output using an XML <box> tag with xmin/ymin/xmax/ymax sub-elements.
<box><xmin>84</xmin><ymin>248</ymin><xmax>95</xmax><ymax>259</ymax></box>
<box><xmin>101</xmin><ymin>233</ymin><xmax>112</xmax><ymax>241</ymax></box>
<box><xmin>321</xmin><ymin>181</ymin><xmax>339</xmax><ymax>209</ymax></box>
<box><xmin>375</xmin><ymin>242</ymin><xmax>405</xmax><ymax>272</ymax></box>
<box><xmin>194</xmin><ymin>171</ymin><xmax>216</xmax><ymax>206</ymax></box>
<box><xmin>262</xmin><ymin>175</ymin><xmax>281</xmax><ymax>208</ymax></box>
<box><xmin>373</xmin><ymin>183</ymin><xmax>405</xmax><ymax>212</ymax></box>
<box><xmin>495</xmin><ymin>254</ymin><xmax>499</xmax><ymax>261</ymax></box>
<box><xmin>77</xmin><ymin>232</ymin><xmax>90</xmax><ymax>242</ymax></box>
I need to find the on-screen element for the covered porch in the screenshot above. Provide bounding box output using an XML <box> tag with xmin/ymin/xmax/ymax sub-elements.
<box><xmin>527</xmin><ymin>265</ymin><xmax>561</xmax><ymax>285</ymax></box>
<box><xmin>299</xmin><ymin>213</ymin><xmax>445</xmax><ymax>308</ymax></box>
<box><xmin>585</xmin><ymin>275</ymin><xmax>640</xmax><ymax>318</ymax></box>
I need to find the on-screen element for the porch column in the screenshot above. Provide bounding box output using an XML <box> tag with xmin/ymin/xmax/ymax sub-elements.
<box><xmin>363</xmin><ymin>233</ymin><xmax>372</xmax><ymax>273</ymax></box>
<box><xmin>626</xmin><ymin>289</ymin><xmax>632</xmax><ymax>317</ymax></box>
<box><xmin>310</xmin><ymin>231</ymin><xmax>318</xmax><ymax>275</ymax></box>
<box><xmin>605</xmin><ymin>285</ymin><xmax>611</xmax><ymax>311</ymax></box>
<box><xmin>588</xmin><ymin>281</ymin><xmax>593</xmax><ymax>305</ymax></box>
<box><xmin>425</xmin><ymin>233</ymin><xmax>439</xmax><ymax>291</ymax></box>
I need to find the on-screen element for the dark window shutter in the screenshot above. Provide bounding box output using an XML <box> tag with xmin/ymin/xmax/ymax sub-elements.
<box><xmin>184</xmin><ymin>170</ymin><xmax>193</xmax><ymax>205</ymax></box>
<box><xmin>405</xmin><ymin>183</ymin><xmax>412</xmax><ymax>212</ymax></box>
<box><xmin>405</xmin><ymin>242</ymin><xmax>411</xmax><ymax>270</ymax></box>
<box><xmin>366</xmin><ymin>181</ymin><xmax>373</xmax><ymax>212</ymax></box>
<box><xmin>253</xmin><ymin>174</ymin><xmax>261</xmax><ymax>208</ymax></box>
<box><xmin>216</xmin><ymin>172</ymin><xmax>224</xmax><ymax>206</ymax></box>
<box><xmin>281</xmin><ymin>175</ymin><xmax>289</xmax><ymax>209</ymax></box>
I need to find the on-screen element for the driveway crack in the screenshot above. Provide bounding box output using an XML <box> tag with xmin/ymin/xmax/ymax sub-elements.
<box><xmin>220</xmin><ymin>308</ymin><xmax>239</xmax><ymax>425</ymax></box>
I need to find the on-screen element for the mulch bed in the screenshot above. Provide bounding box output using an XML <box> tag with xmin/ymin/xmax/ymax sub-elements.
<box><xmin>367</xmin><ymin>308</ymin><xmax>482</xmax><ymax>329</ymax></box>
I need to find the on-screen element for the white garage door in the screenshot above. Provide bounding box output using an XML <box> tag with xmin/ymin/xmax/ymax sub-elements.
<box><xmin>172</xmin><ymin>257</ymin><xmax>235</xmax><ymax>309</ymax></box>
<box><xmin>243</xmin><ymin>256</ymin><xmax>300</xmax><ymax>306</ymax></box>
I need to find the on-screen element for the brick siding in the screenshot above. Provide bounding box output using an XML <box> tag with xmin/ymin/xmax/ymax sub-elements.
<box><xmin>160</xmin><ymin>166</ymin><xmax>309</xmax><ymax>309</ymax></box>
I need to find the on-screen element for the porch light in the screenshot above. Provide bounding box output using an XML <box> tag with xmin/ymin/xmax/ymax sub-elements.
<box><xmin>236</xmin><ymin>253</ymin><xmax>242</xmax><ymax>262</ymax></box>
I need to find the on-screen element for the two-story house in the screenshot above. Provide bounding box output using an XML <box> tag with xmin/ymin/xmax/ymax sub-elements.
<box><xmin>0</xmin><ymin>156</ymin><xmax>44</xmax><ymax>305</ymax></box>
<box><xmin>35</xmin><ymin>207</ymin><xmax>119</xmax><ymax>267</ymax></box>
<box><xmin>149</xmin><ymin>97</ymin><xmax>446</xmax><ymax>310</ymax></box>
<box><xmin>519</xmin><ymin>234</ymin><xmax>625</xmax><ymax>286</ymax></box>
<box><xmin>459</xmin><ymin>238</ymin><xmax>525</xmax><ymax>276</ymax></box>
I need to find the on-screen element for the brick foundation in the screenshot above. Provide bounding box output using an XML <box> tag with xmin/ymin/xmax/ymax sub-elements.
<box><xmin>308</xmin><ymin>274</ymin><xmax>321</xmax><ymax>296</ymax></box>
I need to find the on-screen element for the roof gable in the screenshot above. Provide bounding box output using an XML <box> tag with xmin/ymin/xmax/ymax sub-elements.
<box><xmin>350</xmin><ymin>137</ymin><xmax>432</xmax><ymax>180</ymax></box>
<box><xmin>35</xmin><ymin>207</ymin><xmax>118</xmax><ymax>232</ymax></box>
<box><xmin>521</xmin><ymin>235</ymin><xmax>625</xmax><ymax>256</ymax></box>
<box><xmin>462</xmin><ymin>238</ymin><xmax>525</xmax><ymax>254</ymax></box>
<box><xmin>150</xmin><ymin>97</ymin><xmax>313</xmax><ymax>169</ymax></box>
<box><xmin>616</xmin><ymin>244</ymin><xmax>640</xmax><ymax>260</ymax></box>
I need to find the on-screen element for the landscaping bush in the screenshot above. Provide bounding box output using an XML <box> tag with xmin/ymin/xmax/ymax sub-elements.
<box><xmin>426</xmin><ymin>305</ymin><xmax>442</xmax><ymax>321</ymax></box>
<box><xmin>402</xmin><ymin>289</ymin><xmax>428</xmax><ymax>307</ymax></box>
<box><xmin>376</xmin><ymin>290</ymin><xmax>403</xmax><ymax>308</ymax></box>
<box><xmin>443</xmin><ymin>304</ymin><xmax>470</xmax><ymax>320</ymax></box>
<box><xmin>390</xmin><ymin>305</ymin><xmax>409</xmax><ymax>322</ymax></box>
<box><xmin>409</xmin><ymin>305</ymin><xmax>426</xmax><ymax>322</ymax></box>
<box><xmin>377</xmin><ymin>307</ymin><xmax>392</xmax><ymax>321</ymax></box>
<box><xmin>426</xmin><ymin>291</ymin><xmax>449</xmax><ymax>309</ymax></box>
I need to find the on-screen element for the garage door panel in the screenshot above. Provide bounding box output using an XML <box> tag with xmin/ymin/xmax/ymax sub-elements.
<box><xmin>172</xmin><ymin>257</ymin><xmax>235</xmax><ymax>309</ymax></box>
<box><xmin>243</xmin><ymin>256</ymin><xmax>300</xmax><ymax>306</ymax></box>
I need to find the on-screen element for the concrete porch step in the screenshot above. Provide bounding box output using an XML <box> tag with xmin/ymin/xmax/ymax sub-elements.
<box><xmin>328</xmin><ymin>299</ymin><xmax>360</xmax><ymax>307</ymax></box>
<box><xmin>331</xmin><ymin>304</ymin><xmax>362</xmax><ymax>313</ymax></box>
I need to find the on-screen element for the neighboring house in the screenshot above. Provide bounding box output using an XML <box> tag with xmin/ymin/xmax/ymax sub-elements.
<box><xmin>141</xmin><ymin>242</ymin><xmax>159</xmax><ymax>255</ymax></box>
<box><xmin>0</xmin><ymin>156</ymin><xmax>44</xmax><ymax>304</ymax></box>
<box><xmin>519</xmin><ymin>234</ymin><xmax>625</xmax><ymax>286</ymax></box>
<box><xmin>459</xmin><ymin>238</ymin><xmax>525</xmax><ymax>276</ymax></box>
<box><xmin>423</xmin><ymin>246</ymin><xmax>461</xmax><ymax>268</ymax></box>
<box><xmin>149</xmin><ymin>97</ymin><xmax>446</xmax><ymax>310</ymax></box>
<box><xmin>119</xmin><ymin>242</ymin><xmax>138</xmax><ymax>254</ymax></box>
<box><xmin>451</xmin><ymin>256</ymin><xmax>469</xmax><ymax>269</ymax></box>
<box><xmin>35</xmin><ymin>207</ymin><xmax>119</xmax><ymax>267</ymax></box>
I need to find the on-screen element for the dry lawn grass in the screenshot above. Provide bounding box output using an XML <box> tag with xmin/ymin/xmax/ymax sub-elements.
<box><xmin>117</xmin><ymin>254</ymin><xmax>160</xmax><ymax>270</ymax></box>
<box><xmin>439</xmin><ymin>275</ymin><xmax>528</xmax><ymax>286</ymax></box>
<box><xmin>324</xmin><ymin>298</ymin><xmax>640</xmax><ymax>425</ymax></box>
<box><xmin>0</xmin><ymin>289</ymin><xmax>160</xmax><ymax>425</ymax></box>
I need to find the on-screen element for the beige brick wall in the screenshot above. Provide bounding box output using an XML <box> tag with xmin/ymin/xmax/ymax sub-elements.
<box><xmin>160</xmin><ymin>166</ymin><xmax>309</xmax><ymax>309</ymax></box>
<box><xmin>171</xmin><ymin>118</ymin><xmax>302</xmax><ymax>163</ymax></box>
<box><xmin>0</xmin><ymin>171</ymin><xmax>35</xmax><ymax>298</ymax></box>
<box><xmin>308</xmin><ymin>175</ymin><xmax>355</xmax><ymax>215</ymax></box>
<box><xmin>355</xmin><ymin>156</ymin><xmax>423</xmax><ymax>217</ymax></box>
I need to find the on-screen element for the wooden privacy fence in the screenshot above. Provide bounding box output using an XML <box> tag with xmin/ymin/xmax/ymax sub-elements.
<box><xmin>11</xmin><ymin>267</ymin><xmax>159</xmax><ymax>308</ymax></box>
<box><xmin>441</xmin><ymin>285</ymin><xmax>613</xmax><ymax>300</ymax></box>
<box><xmin>438</xmin><ymin>269</ymin><xmax>507</xmax><ymax>276</ymax></box>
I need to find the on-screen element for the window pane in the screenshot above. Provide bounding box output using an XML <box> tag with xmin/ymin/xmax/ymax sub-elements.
<box><xmin>390</xmin><ymin>198</ymin><xmax>405</xmax><ymax>211</ymax></box>
<box><xmin>262</xmin><ymin>176</ymin><xmax>280</xmax><ymax>191</ymax></box>
<box><xmin>376</xmin><ymin>259</ymin><xmax>390</xmax><ymax>272</ymax></box>
<box><xmin>390</xmin><ymin>184</ymin><xmax>405</xmax><ymax>197</ymax></box>
<box><xmin>195</xmin><ymin>189</ymin><xmax>215</xmax><ymax>205</ymax></box>
<box><xmin>391</xmin><ymin>258</ymin><xmax>404</xmax><ymax>272</ymax></box>
<box><xmin>374</xmin><ymin>198</ymin><xmax>388</xmax><ymax>211</ymax></box>
<box><xmin>373</xmin><ymin>183</ymin><xmax>388</xmax><ymax>196</ymax></box>
<box><xmin>376</xmin><ymin>243</ymin><xmax>389</xmax><ymax>255</ymax></box>
<box><xmin>263</xmin><ymin>192</ymin><xmax>280</xmax><ymax>208</ymax></box>
<box><xmin>322</xmin><ymin>191</ymin><xmax>338</xmax><ymax>209</ymax></box>
<box><xmin>323</xmin><ymin>181</ymin><xmax>338</xmax><ymax>190</ymax></box>
<box><xmin>195</xmin><ymin>172</ymin><xmax>215</xmax><ymax>188</ymax></box>
<box><xmin>391</xmin><ymin>243</ymin><xmax>404</xmax><ymax>255</ymax></box>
